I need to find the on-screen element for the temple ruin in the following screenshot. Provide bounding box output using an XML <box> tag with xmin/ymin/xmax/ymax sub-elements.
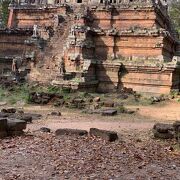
<box><xmin>0</xmin><ymin>0</ymin><xmax>180</xmax><ymax>94</ymax></box>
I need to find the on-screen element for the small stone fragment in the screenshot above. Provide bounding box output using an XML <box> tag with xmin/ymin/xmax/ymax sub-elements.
<box><xmin>50</xmin><ymin>111</ymin><xmax>61</xmax><ymax>116</ymax></box>
<box><xmin>93</xmin><ymin>97</ymin><xmax>100</xmax><ymax>102</ymax></box>
<box><xmin>39</xmin><ymin>127</ymin><xmax>51</xmax><ymax>133</ymax></box>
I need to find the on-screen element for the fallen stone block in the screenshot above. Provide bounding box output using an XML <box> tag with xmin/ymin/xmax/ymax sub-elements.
<box><xmin>9</xmin><ymin>114</ymin><xmax>32</xmax><ymax>123</ymax></box>
<box><xmin>1</xmin><ymin>108</ymin><xmax>16</xmax><ymax>114</ymax></box>
<box><xmin>153</xmin><ymin>123</ymin><xmax>174</xmax><ymax>133</ymax></box>
<box><xmin>0</xmin><ymin>118</ymin><xmax>7</xmax><ymax>131</ymax></box>
<box><xmin>24</xmin><ymin>113</ymin><xmax>42</xmax><ymax>120</ymax></box>
<box><xmin>0</xmin><ymin>112</ymin><xmax>10</xmax><ymax>118</ymax></box>
<box><xmin>7</xmin><ymin>130</ymin><xmax>25</xmax><ymax>136</ymax></box>
<box><xmin>7</xmin><ymin>119</ymin><xmax>27</xmax><ymax>132</ymax></box>
<box><xmin>55</xmin><ymin>128</ymin><xmax>88</xmax><ymax>136</ymax></box>
<box><xmin>50</xmin><ymin>111</ymin><xmax>61</xmax><ymax>116</ymax></box>
<box><xmin>72</xmin><ymin>98</ymin><xmax>84</xmax><ymax>104</ymax></box>
<box><xmin>153</xmin><ymin>130</ymin><xmax>174</xmax><ymax>139</ymax></box>
<box><xmin>102</xmin><ymin>109</ymin><xmax>117</xmax><ymax>116</ymax></box>
<box><xmin>0</xmin><ymin>118</ymin><xmax>7</xmax><ymax>138</ymax></box>
<box><xmin>103</xmin><ymin>101</ymin><xmax>114</xmax><ymax>107</ymax></box>
<box><xmin>89</xmin><ymin>128</ymin><xmax>118</xmax><ymax>142</ymax></box>
<box><xmin>0</xmin><ymin>131</ymin><xmax>7</xmax><ymax>138</ymax></box>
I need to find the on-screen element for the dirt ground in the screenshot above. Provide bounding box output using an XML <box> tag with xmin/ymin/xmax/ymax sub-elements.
<box><xmin>0</xmin><ymin>100</ymin><xmax>180</xmax><ymax>179</ymax></box>
<box><xmin>24</xmin><ymin>100</ymin><xmax>180</xmax><ymax>134</ymax></box>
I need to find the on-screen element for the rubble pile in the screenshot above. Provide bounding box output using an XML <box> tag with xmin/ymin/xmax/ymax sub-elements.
<box><xmin>0</xmin><ymin>108</ymin><xmax>42</xmax><ymax>138</ymax></box>
<box><xmin>0</xmin><ymin>118</ymin><xmax>26</xmax><ymax>138</ymax></box>
<box><xmin>29</xmin><ymin>92</ymin><xmax>64</xmax><ymax>105</ymax></box>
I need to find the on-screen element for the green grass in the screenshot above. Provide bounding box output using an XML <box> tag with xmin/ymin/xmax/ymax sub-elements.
<box><xmin>0</xmin><ymin>84</ymin><xmax>30</xmax><ymax>104</ymax></box>
<box><xmin>0</xmin><ymin>84</ymin><xmax>69</xmax><ymax>105</ymax></box>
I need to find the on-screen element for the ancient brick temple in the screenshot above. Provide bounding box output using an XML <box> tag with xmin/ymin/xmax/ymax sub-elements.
<box><xmin>1</xmin><ymin>0</ymin><xmax>180</xmax><ymax>93</ymax></box>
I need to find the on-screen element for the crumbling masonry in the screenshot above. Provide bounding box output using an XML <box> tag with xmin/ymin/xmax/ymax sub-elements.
<box><xmin>1</xmin><ymin>0</ymin><xmax>180</xmax><ymax>94</ymax></box>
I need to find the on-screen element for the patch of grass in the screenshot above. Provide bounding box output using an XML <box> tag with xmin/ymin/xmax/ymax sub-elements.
<box><xmin>170</xmin><ymin>90</ymin><xmax>179</xmax><ymax>98</ymax></box>
<box><xmin>0</xmin><ymin>84</ymin><xmax>30</xmax><ymax>105</ymax></box>
<box><xmin>117</xmin><ymin>105</ymin><xmax>127</xmax><ymax>113</ymax></box>
<box><xmin>138</xmin><ymin>97</ymin><xmax>154</xmax><ymax>106</ymax></box>
<box><xmin>47</xmin><ymin>85</ymin><xmax>62</xmax><ymax>94</ymax></box>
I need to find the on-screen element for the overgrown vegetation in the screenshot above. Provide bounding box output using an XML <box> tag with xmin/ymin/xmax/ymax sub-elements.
<box><xmin>0</xmin><ymin>84</ymin><xmax>30</xmax><ymax>104</ymax></box>
<box><xmin>0</xmin><ymin>83</ymin><xmax>72</xmax><ymax>105</ymax></box>
<box><xmin>0</xmin><ymin>0</ymin><xmax>11</xmax><ymax>27</ymax></box>
<box><xmin>169</xmin><ymin>0</ymin><xmax>180</xmax><ymax>33</ymax></box>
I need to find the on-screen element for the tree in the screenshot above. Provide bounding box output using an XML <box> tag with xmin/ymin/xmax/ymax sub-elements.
<box><xmin>0</xmin><ymin>0</ymin><xmax>11</xmax><ymax>27</ymax></box>
<box><xmin>169</xmin><ymin>0</ymin><xmax>180</xmax><ymax>33</ymax></box>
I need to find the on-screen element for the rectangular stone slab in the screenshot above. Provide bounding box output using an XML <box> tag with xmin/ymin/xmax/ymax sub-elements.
<box><xmin>55</xmin><ymin>129</ymin><xmax>88</xmax><ymax>136</ymax></box>
<box><xmin>7</xmin><ymin>119</ymin><xmax>27</xmax><ymax>131</ymax></box>
<box><xmin>101</xmin><ymin>109</ymin><xmax>117</xmax><ymax>116</ymax></box>
<box><xmin>90</xmin><ymin>128</ymin><xmax>118</xmax><ymax>142</ymax></box>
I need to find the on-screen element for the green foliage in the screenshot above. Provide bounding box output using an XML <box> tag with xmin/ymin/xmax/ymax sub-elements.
<box><xmin>47</xmin><ymin>85</ymin><xmax>62</xmax><ymax>94</ymax></box>
<box><xmin>0</xmin><ymin>84</ymin><xmax>30</xmax><ymax>104</ymax></box>
<box><xmin>1</xmin><ymin>0</ymin><xmax>10</xmax><ymax>27</ymax></box>
<box><xmin>169</xmin><ymin>0</ymin><xmax>180</xmax><ymax>33</ymax></box>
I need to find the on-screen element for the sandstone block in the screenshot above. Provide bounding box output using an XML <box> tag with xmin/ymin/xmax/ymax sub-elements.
<box><xmin>1</xmin><ymin>108</ymin><xmax>16</xmax><ymax>114</ymax></box>
<box><xmin>153</xmin><ymin>123</ymin><xmax>174</xmax><ymax>133</ymax></box>
<box><xmin>50</xmin><ymin>111</ymin><xmax>61</xmax><ymax>116</ymax></box>
<box><xmin>24</xmin><ymin>113</ymin><xmax>42</xmax><ymax>120</ymax></box>
<box><xmin>153</xmin><ymin>130</ymin><xmax>174</xmax><ymax>139</ymax></box>
<box><xmin>103</xmin><ymin>101</ymin><xmax>114</xmax><ymax>107</ymax></box>
<box><xmin>55</xmin><ymin>129</ymin><xmax>88</xmax><ymax>136</ymax></box>
<box><xmin>7</xmin><ymin>131</ymin><xmax>24</xmax><ymax>136</ymax></box>
<box><xmin>0</xmin><ymin>112</ymin><xmax>10</xmax><ymax>118</ymax></box>
<box><xmin>89</xmin><ymin>128</ymin><xmax>118</xmax><ymax>142</ymax></box>
<box><xmin>0</xmin><ymin>118</ymin><xmax>7</xmax><ymax>131</ymax></box>
<box><xmin>9</xmin><ymin>114</ymin><xmax>33</xmax><ymax>123</ymax></box>
<box><xmin>7</xmin><ymin>119</ymin><xmax>27</xmax><ymax>132</ymax></box>
<box><xmin>0</xmin><ymin>131</ymin><xmax>7</xmax><ymax>138</ymax></box>
<box><xmin>72</xmin><ymin>98</ymin><xmax>84</xmax><ymax>104</ymax></box>
<box><xmin>0</xmin><ymin>118</ymin><xmax>7</xmax><ymax>138</ymax></box>
<box><xmin>102</xmin><ymin>109</ymin><xmax>117</xmax><ymax>116</ymax></box>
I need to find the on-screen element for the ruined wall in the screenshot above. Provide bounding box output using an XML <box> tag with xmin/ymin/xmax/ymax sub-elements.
<box><xmin>1</xmin><ymin>1</ymin><xmax>179</xmax><ymax>94</ymax></box>
<box><xmin>8</xmin><ymin>6</ymin><xmax>66</xmax><ymax>28</ymax></box>
<box><xmin>91</xmin><ymin>8</ymin><xmax>156</xmax><ymax>30</ymax></box>
<box><xmin>0</xmin><ymin>30</ymin><xmax>33</xmax><ymax>57</ymax></box>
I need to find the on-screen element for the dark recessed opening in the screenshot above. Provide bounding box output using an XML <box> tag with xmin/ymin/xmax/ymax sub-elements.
<box><xmin>77</xmin><ymin>0</ymin><xmax>82</xmax><ymax>3</ymax></box>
